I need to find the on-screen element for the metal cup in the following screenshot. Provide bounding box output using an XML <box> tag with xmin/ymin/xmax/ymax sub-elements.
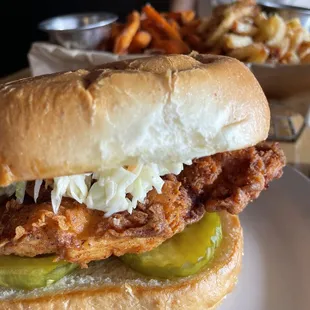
<box><xmin>38</xmin><ymin>12</ymin><xmax>118</xmax><ymax>50</ymax></box>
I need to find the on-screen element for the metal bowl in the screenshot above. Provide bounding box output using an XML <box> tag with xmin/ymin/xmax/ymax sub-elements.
<box><xmin>258</xmin><ymin>1</ymin><xmax>310</xmax><ymax>31</ymax></box>
<box><xmin>38</xmin><ymin>12</ymin><xmax>118</xmax><ymax>50</ymax></box>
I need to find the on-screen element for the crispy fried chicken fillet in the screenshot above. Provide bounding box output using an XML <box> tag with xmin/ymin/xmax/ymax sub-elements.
<box><xmin>0</xmin><ymin>143</ymin><xmax>285</xmax><ymax>266</ymax></box>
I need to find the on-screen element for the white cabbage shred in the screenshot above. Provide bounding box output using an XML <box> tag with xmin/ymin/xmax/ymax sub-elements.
<box><xmin>0</xmin><ymin>162</ymin><xmax>186</xmax><ymax>217</ymax></box>
<box><xmin>51</xmin><ymin>175</ymin><xmax>90</xmax><ymax>213</ymax></box>
<box><xmin>34</xmin><ymin>179</ymin><xmax>43</xmax><ymax>203</ymax></box>
<box><xmin>0</xmin><ymin>182</ymin><xmax>27</xmax><ymax>203</ymax></box>
<box><xmin>51</xmin><ymin>162</ymin><xmax>184</xmax><ymax>216</ymax></box>
<box><xmin>0</xmin><ymin>184</ymin><xmax>16</xmax><ymax>198</ymax></box>
<box><xmin>15</xmin><ymin>182</ymin><xmax>27</xmax><ymax>204</ymax></box>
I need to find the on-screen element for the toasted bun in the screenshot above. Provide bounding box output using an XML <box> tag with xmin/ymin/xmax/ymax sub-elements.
<box><xmin>0</xmin><ymin>212</ymin><xmax>242</xmax><ymax>310</ymax></box>
<box><xmin>0</xmin><ymin>53</ymin><xmax>269</xmax><ymax>186</ymax></box>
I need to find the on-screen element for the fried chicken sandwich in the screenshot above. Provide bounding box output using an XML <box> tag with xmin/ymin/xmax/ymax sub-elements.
<box><xmin>0</xmin><ymin>53</ymin><xmax>285</xmax><ymax>309</ymax></box>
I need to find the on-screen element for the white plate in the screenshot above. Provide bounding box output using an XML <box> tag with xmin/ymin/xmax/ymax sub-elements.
<box><xmin>220</xmin><ymin>166</ymin><xmax>310</xmax><ymax>310</ymax></box>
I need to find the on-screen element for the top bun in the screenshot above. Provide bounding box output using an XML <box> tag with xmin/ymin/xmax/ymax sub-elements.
<box><xmin>0</xmin><ymin>53</ymin><xmax>269</xmax><ymax>186</ymax></box>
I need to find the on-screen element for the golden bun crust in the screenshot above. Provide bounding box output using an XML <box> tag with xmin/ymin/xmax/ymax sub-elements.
<box><xmin>0</xmin><ymin>212</ymin><xmax>243</xmax><ymax>310</ymax></box>
<box><xmin>0</xmin><ymin>53</ymin><xmax>269</xmax><ymax>186</ymax></box>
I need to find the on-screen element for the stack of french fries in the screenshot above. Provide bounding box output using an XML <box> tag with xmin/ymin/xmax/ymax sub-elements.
<box><xmin>199</xmin><ymin>0</ymin><xmax>310</xmax><ymax>64</ymax></box>
<box><xmin>98</xmin><ymin>1</ymin><xmax>310</xmax><ymax>65</ymax></box>
<box><xmin>98</xmin><ymin>4</ymin><xmax>200</xmax><ymax>55</ymax></box>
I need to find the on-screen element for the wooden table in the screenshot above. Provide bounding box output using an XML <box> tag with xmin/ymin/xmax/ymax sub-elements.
<box><xmin>1</xmin><ymin>68</ymin><xmax>310</xmax><ymax>177</ymax></box>
<box><xmin>280</xmin><ymin>128</ymin><xmax>310</xmax><ymax>177</ymax></box>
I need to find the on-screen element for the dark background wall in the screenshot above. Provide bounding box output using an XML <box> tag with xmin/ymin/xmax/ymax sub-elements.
<box><xmin>0</xmin><ymin>0</ymin><xmax>170</xmax><ymax>77</ymax></box>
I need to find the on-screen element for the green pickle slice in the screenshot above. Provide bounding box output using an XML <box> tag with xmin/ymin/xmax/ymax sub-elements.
<box><xmin>0</xmin><ymin>255</ymin><xmax>77</xmax><ymax>290</ymax></box>
<box><xmin>121</xmin><ymin>212</ymin><xmax>222</xmax><ymax>278</ymax></box>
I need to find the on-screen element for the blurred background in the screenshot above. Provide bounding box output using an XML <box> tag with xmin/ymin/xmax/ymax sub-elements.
<box><xmin>2</xmin><ymin>0</ymin><xmax>309</xmax><ymax>77</ymax></box>
<box><xmin>1</xmin><ymin>0</ymin><xmax>310</xmax><ymax>76</ymax></box>
<box><xmin>1</xmin><ymin>1</ymin><xmax>171</xmax><ymax>77</ymax></box>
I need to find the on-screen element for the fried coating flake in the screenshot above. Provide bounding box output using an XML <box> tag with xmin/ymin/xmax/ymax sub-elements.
<box><xmin>0</xmin><ymin>143</ymin><xmax>285</xmax><ymax>266</ymax></box>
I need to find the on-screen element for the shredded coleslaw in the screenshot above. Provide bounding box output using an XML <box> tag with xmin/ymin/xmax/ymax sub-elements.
<box><xmin>0</xmin><ymin>162</ymin><xmax>187</xmax><ymax>216</ymax></box>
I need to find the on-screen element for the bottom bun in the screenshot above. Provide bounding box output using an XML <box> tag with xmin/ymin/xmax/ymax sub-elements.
<box><xmin>0</xmin><ymin>212</ymin><xmax>243</xmax><ymax>310</ymax></box>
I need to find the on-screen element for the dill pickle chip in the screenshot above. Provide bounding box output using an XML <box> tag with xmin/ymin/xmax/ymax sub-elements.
<box><xmin>121</xmin><ymin>212</ymin><xmax>222</xmax><ymax>278</ymax></box>
<box><xmin>0</xmin><ymin>255</ymin><xmax>77</xmax><ymax>290</ymax></box>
